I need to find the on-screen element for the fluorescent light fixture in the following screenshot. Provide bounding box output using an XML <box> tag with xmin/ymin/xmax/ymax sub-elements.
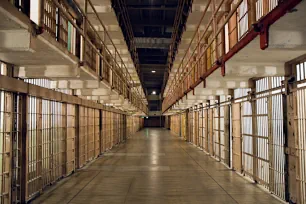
<box><xmin>151</xmin><ymin>70</ymin><xmax>156</xmax><ymax>73</ymax></box>
<box><xmin>152</xmin><ymin>91</ymin><xmax>156</xmax><ymax>95</ymax></box>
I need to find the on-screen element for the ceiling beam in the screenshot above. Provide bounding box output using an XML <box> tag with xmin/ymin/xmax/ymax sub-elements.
<box><xmin>131</xmin><ymin>20</ymin><xmax>174</xmax><ymax>27</ymax></box>
<box><xmin>141</xmin><ymin>64</ymin><xmax>167</xmax><ymax>67</ymax></box>
<box><xmin>125</xmin><ymin>2</ymin><xmax>177</xmax><ymax>6</ymax></box>
<box><xmin>143</xmin><ymin>73</ymin><xmax>164</xmax><ymax>76</ymax></box>
<box><xmin>127</xmin><ymin>6</ymin><xmax>177</xmax><ymax>11</ymax></box>
<box><xmin>140</xmin><ymin>66</ymin><xmax>166</xmax><ymax>70</ymax></box>
<box><xmin>138</xmin><ymin>53</ymin><xmax>168</xmax><ymax>57</ymax></box>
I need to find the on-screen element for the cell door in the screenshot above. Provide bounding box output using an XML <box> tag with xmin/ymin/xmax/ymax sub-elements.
<box><xmin>194</xmin><ymin>110</ymin><xmax>199</xmax><ymax>146</ymax></box>
<box><xmin>232</xmin><ymin>103</ymin><xmax>242</xmax><ymax>173</ymax></box>
<box><xmin>203</xmin><ymin>109</ymin><xmax>208</xmax><ymax>152</ymax></box>
<box><xmin>208</xmin><ymin>109</ymin><xmax>214</xmax><ymax>155</ymax></box>
<box><xmin>223</xmin><ymin>105</ymin><xmax>231</xmax><ymax>167</ymax></box>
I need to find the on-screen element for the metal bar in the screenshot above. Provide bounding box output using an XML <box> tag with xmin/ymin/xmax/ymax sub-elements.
<box><xmin>20</xmin><ymin>94</ymin><xmax>27</xmax><ymax>203</ymax></box>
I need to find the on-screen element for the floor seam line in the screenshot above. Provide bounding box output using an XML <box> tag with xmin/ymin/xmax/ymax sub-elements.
<box><xmin>66</xmin><ymin>171</ymin><xmax>101</xmax><ymax>204</ymax></box>
<box><xmin>179</xmin><ymin>143</ymin><xmax>239</xmax><ymax>204</ymax></box>
<box><xmin>123</xmin><ymin>176</ymin><xmax>135</xmax><ymax>204</ymax></box>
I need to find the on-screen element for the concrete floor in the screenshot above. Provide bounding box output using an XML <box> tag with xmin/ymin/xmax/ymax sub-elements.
<box><xmin>32</xmin><ymin>128</ymin><xmax>283</xmax><ymax>204</ymax></box>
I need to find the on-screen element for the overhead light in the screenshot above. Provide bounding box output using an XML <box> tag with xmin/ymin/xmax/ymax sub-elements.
<box><xmin>152</xmin><ymin>91</ymin><xmax>156</xmax><ymax>95</ymax></box>
<box><xmin>151</xmin><ymin>70</ymin><xmax>156</xmax><ymax>73</ymax></box>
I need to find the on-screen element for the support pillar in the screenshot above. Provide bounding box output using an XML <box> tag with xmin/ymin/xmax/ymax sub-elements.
<box><xmin>185</xmin><ymin>109</ymin><xmax>189</xmax><ymax>142</ymax></box>
<box><xmin>224</xmin><ymin>95</ymin><xmax>232</xmax><ymax>167</ymax></box>
<box><xmin>20</xmin><ymin>94</ymin><xmax>28</xmax><ymax>203</ymax></box>
<box><xmin>75</xmin><ymin>105</ymin><xmax>80</xmax><ymax>169</ymax></box>
<box><xmin>283</xmin><ymin>64</ymin><xmax>298</xmax><ymax>204</ymax></box>
<box><xmin>249</xmin><ymin>79</ymin><xmax>258</xmax><ymax>183</ymax></box>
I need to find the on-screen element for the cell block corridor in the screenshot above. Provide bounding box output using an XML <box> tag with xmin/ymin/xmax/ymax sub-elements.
<box><xmin>0</xmin><ymin>0</ymin><xmax>306</xmax><ymax>203</ymax></box>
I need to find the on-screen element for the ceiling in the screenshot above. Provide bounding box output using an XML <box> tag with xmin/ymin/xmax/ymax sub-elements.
<box><xmin>112</xmin><ymin>0</ymin><xmax>192</xmax><ymax>111</ymax></box>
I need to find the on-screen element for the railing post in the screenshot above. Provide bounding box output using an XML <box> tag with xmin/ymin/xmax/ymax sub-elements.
<box><xmin>81</xmin><ymin>0</ymin><xmax>88</xmax><ymax>62</ymax></box>
<box><xmin>56</xmin><ymin>0</ymin><xmax>61</xmax><ymax>43</ymax></box>
<box><xmin>38</xmin><ymin>0</ymin><xmax>45</xmax><ymax>28</ymax></box>
<box><xmin>248</xmin><ymin>0</ymin><xmax>257</xmax><ymax>27</ymax></box>
<box><xmin>20</xmin><ymin>0</ymin><xmax>31</xmax><ymax>17</ymax></box>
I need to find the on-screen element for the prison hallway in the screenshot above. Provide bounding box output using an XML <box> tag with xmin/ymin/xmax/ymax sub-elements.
<box><xmin>32</xmin><ymin>128</ymin><xmax>281</xmax><ymax>204</ymax></box>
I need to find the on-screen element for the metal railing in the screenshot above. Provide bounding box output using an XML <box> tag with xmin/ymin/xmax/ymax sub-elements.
<box><xmin>8</xmin><ymin>0</ymin><xmax>148</xmax><ymax>114</ymax></box>
<box><xmin>162</xmin><ymin>0</ymin><xmax>282</xmax><ymax>112</ymax></box>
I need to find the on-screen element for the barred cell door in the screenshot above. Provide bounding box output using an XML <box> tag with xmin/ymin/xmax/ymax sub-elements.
<box><xmin>203</xmin><ymin>109</ymin><xmax>208</xmax><ymax>151</ymax></box>
<box><xmin>188</xmin><ymin>110</ymin><xmax>193</xmax><ymax>143</ymax></box>
<box><xmin>224</xmin><ymin>105</ymin><xmax>231</xmax><ymax>167</ymax></box>
<box><xmin>232</xmin><ymin>103</ymin><xmax>242</xmax><ymax>173</ymax></box>
<box><xmin>208</xmin><ymin>108</ymin><xmax>214</xmax><ymax>155</ymax></box>
<box><xmin>194</xmin><ymin>110</ymin><xmax>199</xmax><ymax>146</ymax></box>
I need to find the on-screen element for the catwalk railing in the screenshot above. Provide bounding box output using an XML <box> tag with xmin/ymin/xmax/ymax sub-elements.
<box><xmin>169</xmin><ymin>60</ymin><xmax>306</xmax><ymax>203</ymax></box>
<box><xmin>0</xmin><ymin>64</ymin><xmax>144</xmax><ymax>203</ymax></box>
<box><xmin>163</xmin><ymin>0</ymin><xmax>299</xmax><ymax>113</ymax></box>
<box><xmin>7</xmin><ymin>0</ymin><xmax>148</xmax><ymax>114</ymax></box>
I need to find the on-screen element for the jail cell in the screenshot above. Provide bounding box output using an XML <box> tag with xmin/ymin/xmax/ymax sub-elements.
<box><xmin>109</xmin><ymin>112</ymin><xmax>114</xmax><ymax>147</ymax></box>
<box><xmin>101</xmin><ymin>111</ymin><xmax>106</xmax><ymax>151</ymax></box>
<box><xmin>198</xmin><ymin>105</ymin><xmax>204</xmax><ymax>149</ymax></box>
<box><xmin>219</xmin><ymin>104</ymin><xmax>226</xmax><ymax>163</ymax></box>
<box><xmin>236</xmin><ymin>77</ymin><xmax>286</xmax><ymax>199</ymax></box>
<box><xmin>170</xmin><ymin>114</ymin><xmax>180</xmax><ymax>136</ymax></box>
<box><xmin>188</xmin><ymin>109</ymin><xmax>194</xmax><ymax>143</ymax></box>
<box><xmin>27</xmin><ymin>98</ymin><xmax>66</xmax><ymax>200</ymax></box>
<box><xmin>0</xmin><ymin>91</ymin><xmax>21</xmax><ymax>204</ymax></box>
<box><xmin>107</xmin><ymin>111</ymin><xmax>112</xmax><ymax>149</ymax></box>
<box><xmin>254</xmin><ymin>78</ymin><xmax>271</xmax><ymax>188</ymax></box>
<box><xmin>27</xmin><ymin>97</ymin><xmax>42</xmax><ymax>199</ymax></box>
<box><xmin>113</xmin><ymin>113</ymin><xmax>119</xmax><ymax>145</ymax></box>
<box><xmin>232</xmin><ymin>103</ymin><xmax>242</xmax><ymax>173</ymax></box>
<box><xmin>118</xmin><ymin>114</ymin><xmax>124</xmax><ymax>141</ymax></box>
<box><xmin>223</xmin><ymin>104</ymin><xmax>231</xmax><ymax>167</ymax></box>
<box><xmin>194</xmin><ymin>108</ymin><xmax>199</xmax><ymax>146</ymax></box>
<box><xmin>126</xmin><ymin>115</ymin><xmax>132</xmax><ymax>138</ymax></box>
<box><xmin>110</xmin><ymin>112</ymin><xmax>115</xmax><ymax>147</ymax></box>
<box><xmin>102</xmin><ymin>111</ymin><xmax>111</xmax><ymax>151</ymax></box>
<box><xmin>112</xmin><ymin>114</ymin><xmax>117</xmax><ymax>145</ymax></box>
<box><xmin>49</xmin><ymin>101</ymin><xmax>66</xmax><ymax>184</ymax></box>
<box><xmin>120</xmin><ymin>114</ymin><xmax>123</xmax><ymax>142</ymax></box>
<box><xmin>40</xmin><ymin>100</ymin><xmax>51</xmax><ymax>192</ymax></box>
<box><xmin>122</xmin><ymin>115</ymin><xmax>127</xmax><ymax>141</ymax></box>
<box><xmin>12</xmin><ymin>92</ymin><xmax>22</xmax><ymax>204</ymax></box>
<box><xmin>94</xmin><ymin>109</ymin><xmax>100</xmax><ymax>157</ymax></box>
<box><xmin>208</xmin><ymin>107</ymin><xmax>214</xmax><ymax>155</ymax></box>
<box><xmin>116</xmin><ymin>114</ymin><xmax>120</xmax><ymax>143</ymax></box>
<box><xmin>79</xmin><ymin>106</ymin><xmax>88</xmax><ymax>167</ymax></box>
<box><xmin>295</xmin><ymin>61</ymin><xmax>306</xmax><ymax>204</ymax></box>
<box><xmin>269</xmin><ymin>87</ymin><xmax>285</xmax><ymax>199</ymax></box>
<box><xmin>241</xmin><ymin>100</ymin><xmax>253</xmax><ymax>179</ymax></box>
<box><xmin>118</xmin><ymin>114</ymin><xmax>124</xmax><ymax>143</ymax></box>
<box><xmin>130</xmin><ymin>116</ymin><xmax>133</xmax><ymax>136</ymax></box>
<box><xmin>87</xmin><ymin>108</ymin><xmax>95</xmax><ymax>161</ymax></box>
<box><xmin>213</xmin><ymin>103</ymin><xmax>220</xmax><ymax>160</ymax></box>
<box><xmin>203</xmin><ymin>108</ymin><xmax>209</xmax><ymax>152</ymax></box>
<box><xmin>66</xmin><ymin>104</ymin><xmax>75</xmax><ymax>175</ymax></box>
<box><xmin>181</xmin><ymin>113</ymin><xmax>186</xmax><ymax>140</ymax></box>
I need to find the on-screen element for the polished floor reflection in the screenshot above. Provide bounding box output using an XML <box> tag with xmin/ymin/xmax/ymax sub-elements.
<box><xmin>33</xmin><ymin>128</ymin><xmax>283</xmax><ymax>204</ymax></box>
